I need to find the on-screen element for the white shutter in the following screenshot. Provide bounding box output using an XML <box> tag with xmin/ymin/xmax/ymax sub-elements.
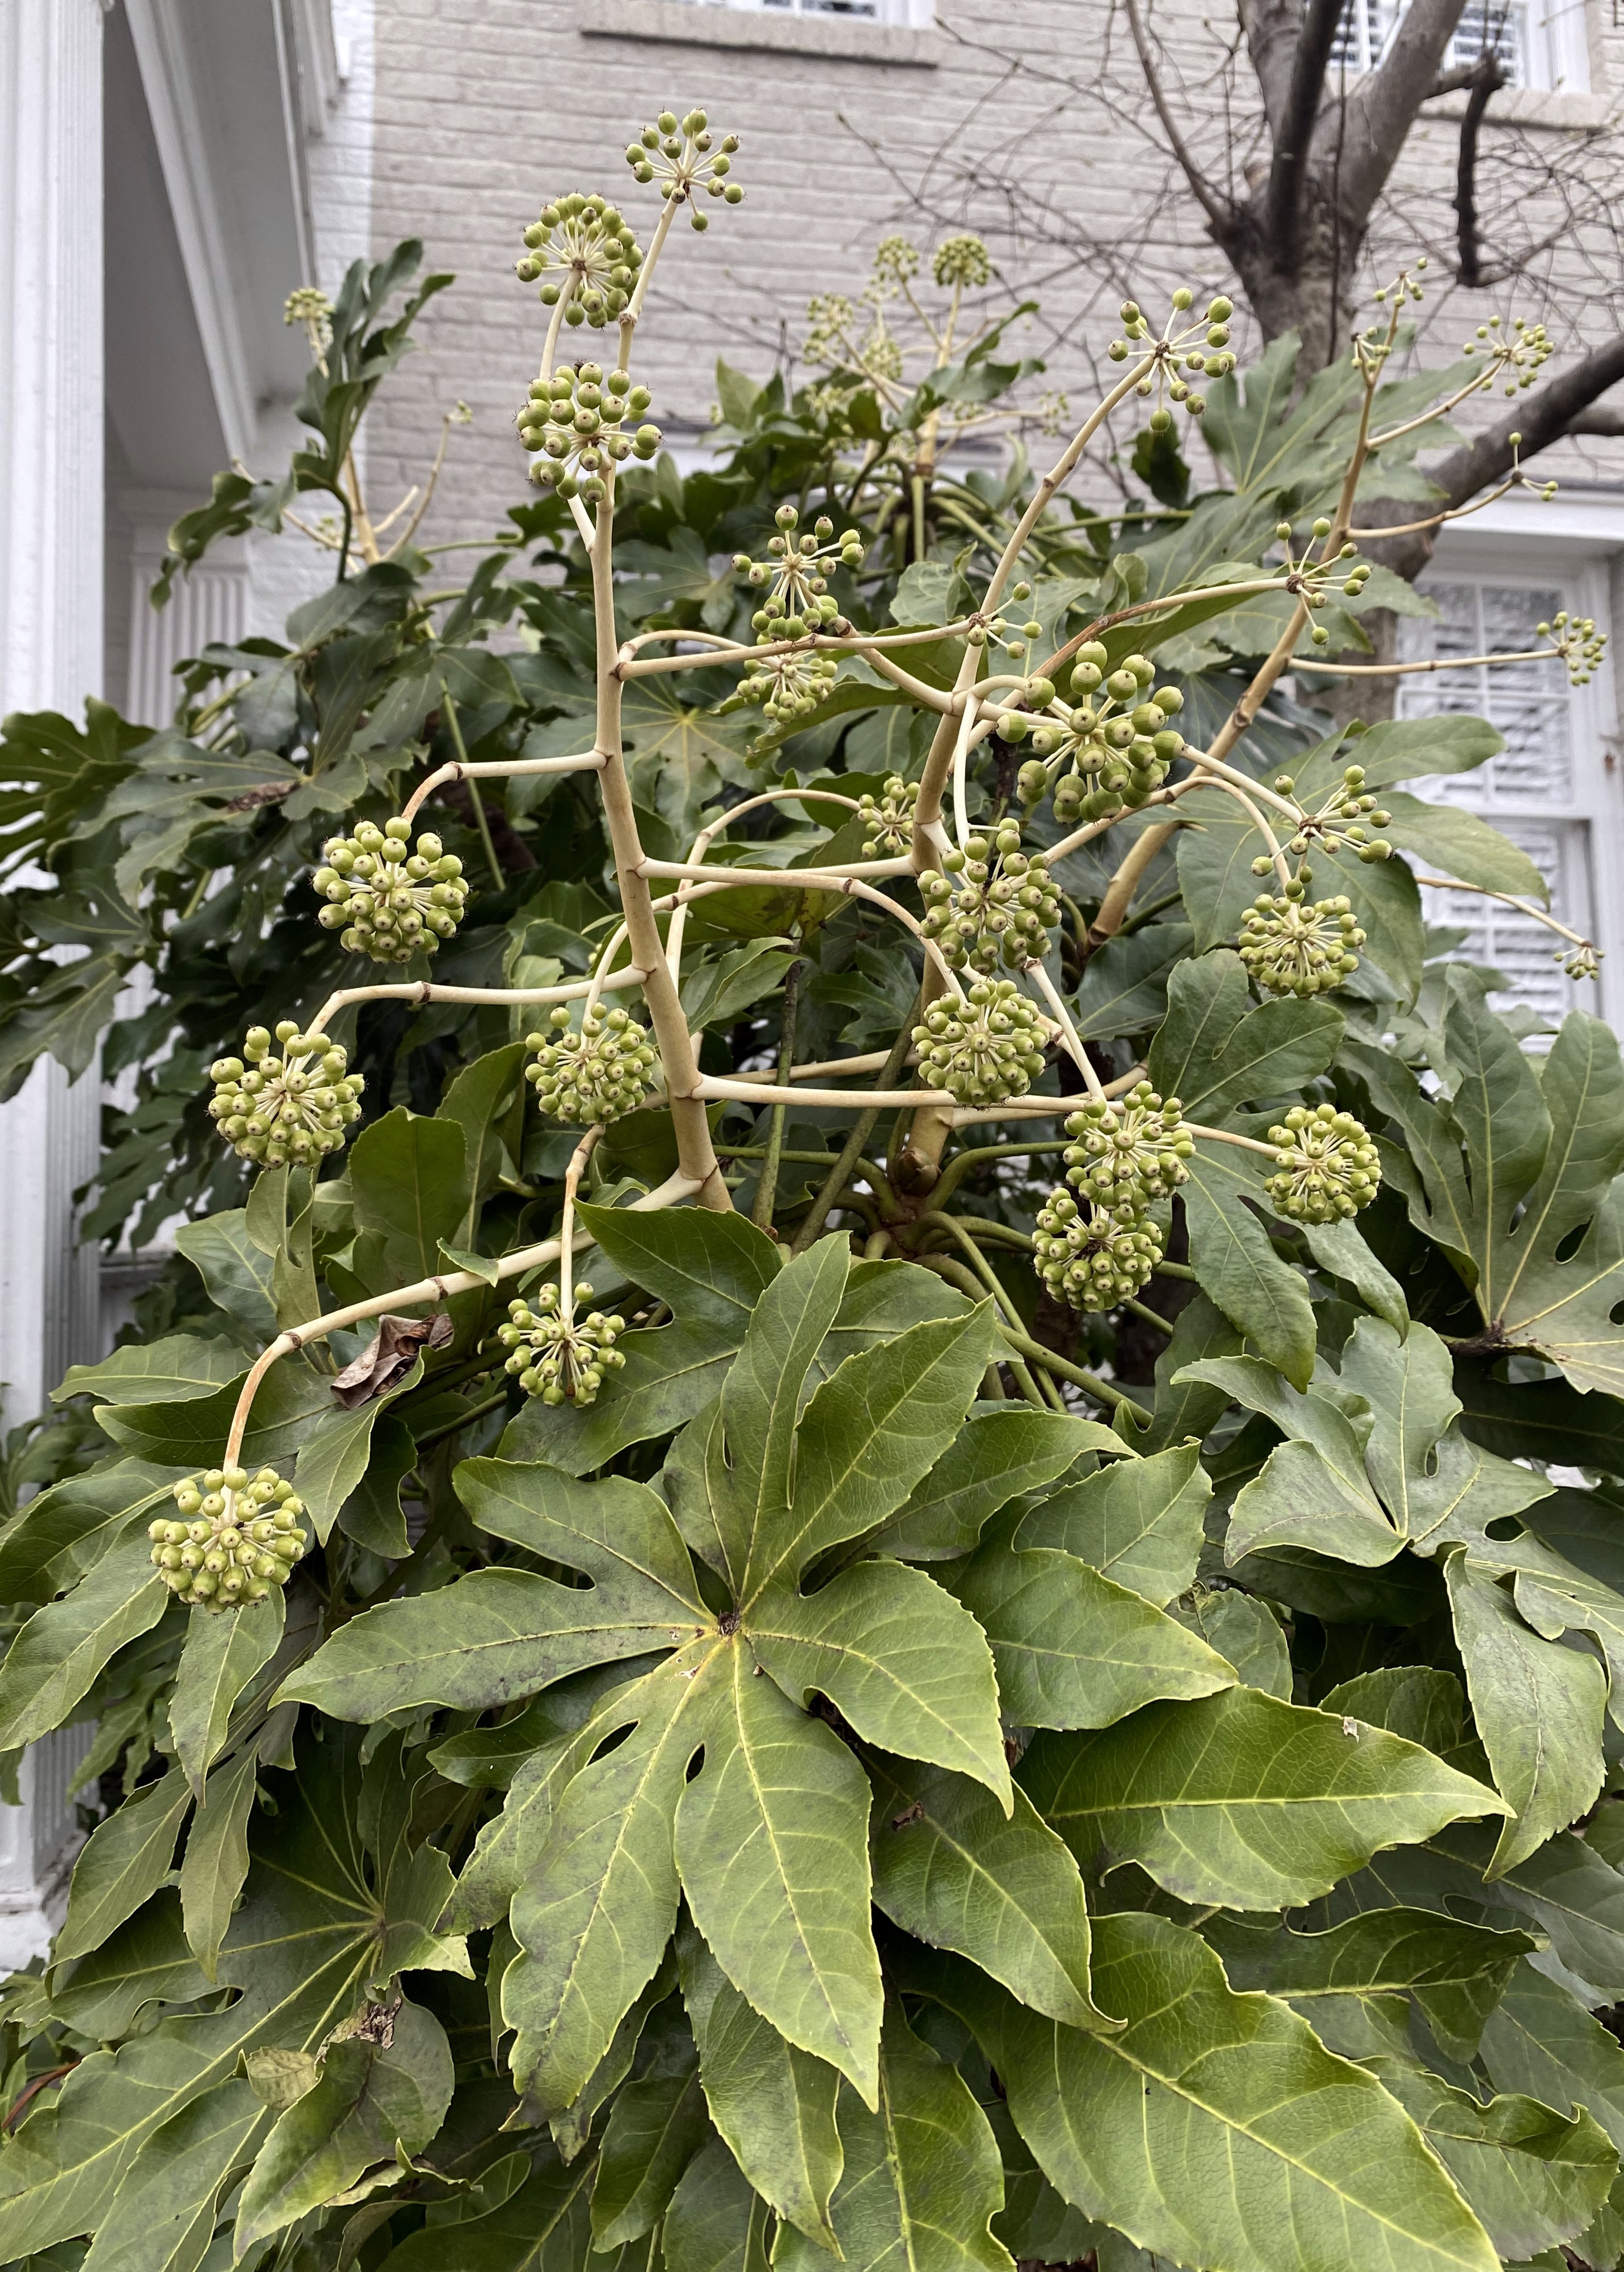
<box><xmin>1396</xmin><ymin>563</ymin><xmax>1617</xmax><ymax>1024</ymax></box>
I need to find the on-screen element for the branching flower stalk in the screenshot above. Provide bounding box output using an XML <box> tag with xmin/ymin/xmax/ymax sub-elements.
<box><xmin>198</xmin><ymin>211</ymin><xmax>1606</xmax><ymax>1509</ymax></box>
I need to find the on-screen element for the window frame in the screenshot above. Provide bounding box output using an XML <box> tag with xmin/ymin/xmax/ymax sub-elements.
<box><xmin>1397</xmin><ymin>499</ymin><xmax>1624</xmax><ymax>1025</ymax></box>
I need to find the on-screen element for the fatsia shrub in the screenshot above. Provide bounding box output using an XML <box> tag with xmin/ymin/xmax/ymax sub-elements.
<box><xmin>4</xmin><ymin>108</ymin><xmax>1624</xmax><ymax>2272</ymax></box>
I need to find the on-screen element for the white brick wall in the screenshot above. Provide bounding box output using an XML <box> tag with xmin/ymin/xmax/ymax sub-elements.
<box><xmin>352</xmin><ymin>0</ymin><xmax>1624</xmax><ymax>549</ymax></box>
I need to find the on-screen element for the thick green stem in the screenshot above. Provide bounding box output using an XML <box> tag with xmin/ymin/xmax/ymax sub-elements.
<box><xmin>752</xmin><ymin>956</ymin><xmax>803</xmax><ymax>1232</ymax></box>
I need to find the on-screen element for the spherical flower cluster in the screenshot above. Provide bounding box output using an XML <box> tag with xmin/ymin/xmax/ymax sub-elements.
<box><xmin>209</xmin><ymin>1025</ymin><xmax>363</xmax><ymax>1168</ymax></box>
<box><xmin>625</xmin><ymin>109</ymin><xmax>742</xmax><ymax>231</ymax></box>
<box><xmin>1043</xmin><ymin>653</ymin><xmax>1184</xmax><ymax>827</ymax></box>
<box><xmin>1239</xmin><ymin>892</ymin><xmax>1365</xmax><ymax>997</ymax></box>
<box><xmin>314</xmin><ymin>818</ymin><xmax>469</xmax><ymax>962</ymax></box>
<box><xmin>284</xmin><ymin>286</ymin><xmax>333</xmax><ymax>357</ymax></box>
<box><xmin>1274</xmin><ymin>762</ymin><xmax>1392</xmax><ymax>859</ymax></box>
<box><xmin>1034</xmin><ymin>1189</ymin><xmax>1164</xmax><ymax>1310</ymax></box>
<box><xmin>518</xmin><ymin>361</ymin><xmax>659</xmax><ymax>503</ymax></box>
<box><xmin>858</xmin><ymin>775</ymin><xmax>918</xmax><ymax>858</ymax></box>
<box><xmin>527</xmin><ymin>1004</ymin><xmax>658</xmax><ymax>1125</ymax></box>
<box><xmin>733</xmin><ymin>506</ymin><xmax>863</xmax><ymax>640</ymax></box>
<box><xmin>1541</xmin><ymin>610</ymin><xmax>1607</xmax><ymax>688</ymax></box>
<box><xmin>737</xmin><ymin>649</ymin><xmax>840</xmax><ymax>724</ymax></box>
<box><xmin>919</xmin><ymin>825</ymin><xmax>1062</xmax><ymax>974</ymax></box>
<box><xmin>932</xmin><ymin>234</ymin><xmax>991</xmax><ymax>289</ymax></box>
<box><xmin>149</xmin><ymin>1466</ymin><xmax>309</xmax><ymax>1612</ymax></box>
<box><xmin>1266</xmin><ymin>1104</ymin><xmax>1381</xmax><ymax>1223</ymax></box>
<box><xmin>1062</xmin><ymin>1084</ymin><xmax>1194</xmax><ymax>1215</ymax></box>
<box><xmin>914</xmin><ymin>979</ymin><xmax>1049</xmax><ymax>1107</ymax></box>
<box><xmin>496</xmin><ymin>1284</ymin><xmax>628</xmax><ymax>1406</ymax></box>
<box><xmin>1560</xmin><ymin>940</ymin><xmax>1603</xmax><ymax>982</ymax></box>
<box><xmin>515</xmin><ymin>194</ymin><xmax>642</xmax><ymax>327</ymax></box>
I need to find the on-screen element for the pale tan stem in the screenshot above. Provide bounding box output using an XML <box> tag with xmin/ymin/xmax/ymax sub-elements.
<box><xmin>398</xmin><ymin>750</ymin><xmax>605</xmax><ymax>825</ymax></box>
<box><xmin>1292</xmin><ymin>647</ymin><xmax>1566</xmax><ymax>677</ymax></box>
<box><xmin>1024</xmin><ymin>959</ymin><xmax>1107</xmax><ymax>1101</ymax></box>
<box><xmin>537</xmin><ymin>292</ymin><xmax>570</xmax><ymax>388</ymax></box>
<box><xmin>1087</xmin><ymin>822</ymin><xmax>1179</xmax><ymax>954</ymax></box>
<box><xmin>1407</xmin><ymin>873</ymin><xmax>1595</xmax><ymax>953</ymax></box>
<box><xmin>221</xmin><ymin>1167</ymin><xmax>705</xmax><ymax>1467</ymax></box>
<box><xmin>1190</xmin><ymin>1122</ymin><xmax>1280</xmax><ymax>1157</ymax></box>
<box><xmin>559</xmin><ymin>1127</ymin><xmax>604</xmax><ymax>1313</ymax></box>
<box><xmin>303</xmin><ymin>967</ymin><xmax>648</xmax><ymax>1041</ymax></box>
<box><xmin>589</xmin><ymin>477</ymin><xmax>729</xmax><ymax>1209</ymax></box>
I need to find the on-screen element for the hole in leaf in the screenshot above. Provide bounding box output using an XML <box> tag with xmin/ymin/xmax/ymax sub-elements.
<box><xmin>1556</xmin><ymin>1219</ymin><xmax>1593</xmax><ymax>1262</ymax></box>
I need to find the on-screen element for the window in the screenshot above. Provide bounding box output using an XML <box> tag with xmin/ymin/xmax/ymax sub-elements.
<box><xmin>1396</xmin><ymin>570</ymin><xmax>1616</xmax><ymax>1023</ymax></box>
<box><xmin>1329</xmin><ymin>0</ymin><xmax>1586</xmax><ymax>90</ymax></box>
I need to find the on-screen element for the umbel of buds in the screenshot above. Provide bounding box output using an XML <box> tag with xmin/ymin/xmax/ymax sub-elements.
<box><xmin>737</xmin><ymin>649</ymin><xmax>840</xmax><ymax>724</ymax></box>
<box><xmin>914</xmin><ymin>979</ymin><xmax>1049</xmax><ymax>1107</ymax></box>
<box><xmin>496</xmin><ymin>1284</ymin><xmax>627</xmax><ymax>1406</ymax></box>
<box><xmin>150</xmin><ymin>1466</ymin><xmax>309</xmax><ymax>1611</ymax></box>
<box><xmin>519</xmin><ymin>362</ymin><xmax>659</xmax><ymax>503</ymax></box>
<box><xmin>527</xmin><ymin>1004</ymin><xmax>658</xmax><ymax>1125</ymax></box>
<box><xmin>210</xmin><ymin>1025</ymin><xmax>364</xmax><ymax>1167</ymax></box>
<box><xmin>858</xmin><ymin>776</ymin><xmax>918</xmax><ymax>859</ymax></box>
<box><xmin>734</xmin><ymin>506</ymin><xmax>864</xmax><ymax>639</ymax></box>
<box><xmin>314</xmin><ymin>818</ymin><xmax>469</xmax><ymax>963</ymax></box>
<box><xmin>515</xmin><ymin>193</ymin><xmax>642</xmax><ymax>326</ymax></box>
<box><xmin>1044</xmin><ymin>653</ymin><xmax>1184</xmax><ymax>826</ymax></box>
<box><xmin>1266</xmin><ymin>1104</ymin><xmax>1381</xmax><ymax>1222</ymax></box>
<box><xmin>1239</xmin><ymin>891</ymin><xmax>1365</xmax><ymax>997</ymax></box>
<box><xmin>1062</xmin><ymin>1084</ymin><xmax>1194</xmax><ymax>1216</ymax></box>
<box><xmin>625</xmin><ymin>109</ymin><xmax>743</xmax><ymax>230</ymax></box>
<box><xmin>920</xmin><ymin>826</ymin><xmax>1062</xmax><ymax>975</ymax></box>
<box><xmin>1034</xmin><ymin>1188</ymin><xmax>1164</xmax><ymax>1310</ymax></box>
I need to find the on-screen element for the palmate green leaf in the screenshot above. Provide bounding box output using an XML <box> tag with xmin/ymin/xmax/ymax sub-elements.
<box><xmin>1114</xmin><ymin>1291</ymin><xmax>1243</xmax><ymax>1456</ymax></box>
<box><xmin>178</xmin><ymin>1748</ymin><xmax>260</xmax><ymax>1982</ymax></box>
<box><xmin>1379</xmin><ymin>792</ymin><xmax>1550</xmax><ymax>902</ymax></box>
<box><xmin>775</xmin><ymin>2008</ymin><xmax>1014</xmax><ymax>2272</ymax></box>
<box><xmin>1017</xmin><ymin>1442</ymin><xmax>1207</xmax><ymax>1607</ymax></box>
<box><xmin>1146</xmin><ymin>949</ymin><xmax>1343</xmax><ymax>1124</ymax></box>
<box><xmin>78</xmin><ymin>2077</ymin><xmax>264</xmax><ymax>2272</ymax></box>
<box><xmin>1444</xmin><ymin>1556</ymin><xmax>1607</xmax><ymax>1876</ymax></box>
<box><xmin>875</xmin><ymin>1406</ymin><xmax>1124</xmax><ymax>1563</ymax></box>
<box><xmin>946</xmin><ymin>1531</ymin><xmax>1234</xmax><ymax>1730</ymax></box>
<box><xmin>663</xmin><ymin>2136</ymin><xmax>773</xmax><ymax>2272</ymax></box>
<box><xmin>0</xmin><ymin>1732</ymin><xmax>459</xmax><ymax>2263</ymax></box>
<box><xmin>293</xmin><ymin>1356</ymin><xmax>425</xmax><ymax>1545</ymax></box>
<box><xmin>349</xmin><ymin>1108</ymin><xmax>471</xmax><ymax>1287</ymax></box>
<box><xmin>0</xmin><ymin>1532</ymin><xmax>168</xmax><ymax>1750</ymax></box>
<box><xmin>1320</xmin><ymin>1666</ymin><xmax>1466</xmax><ymax>1752</ymax></box>
<box><xmin>1179</xmin><ymin>1132</ymin><xmax>1317</xmax><ymax>1387</ymax></box>
<box><xmin>1183</xmin><ymin>1353</ymin><xmax>1401</xmax><ymax>1566</ymax></box>
<box><xmin>921</xmin><ymin>1915</ymin><xmax>1500</xmax><ymax>2272</ymax></box>
<box><xmin>751</xmin><ymin>1559</ymin><xmax>1011</xmax><ymax>1801</ymax></box>
<box><xmin>49</xmin><ymin>1894</ymin><xmax>211</xmax><ymax>2041</ymax></box>
<box><xmin>1071</xmin><ymin>922</ymin><xmax>1194</xmax><ymax>1044</ymax></box>
<box><xmin>1178</xmin><ymin>1588</ymin><xmax>1292</xmax><ymax>1696</ymax></box>
<box><xmin>54</xmin><ymin>1767</ymin><xmax>194</xmax><ymax>1968</ymax></box>
<box><xmin>95</xmin><ymin>1357</ymin><xmax>335</xmax><ymax>1476</ymax></box>
<box><xmin>168</xmin><ymin>1592</ymin><xmax>284</xmax><ymax>1795</ymax></box>
<box><xmin>505</xmin><ymin>1655</ymin><xmax>709</xmax><ymax>2118</ymax></box>
<box><xmin>1482</xmin><ymin>1962</ymin><xmax>1624</xmax><ymax>2159</ymax></box>
<box><xmin>171</xmin><ymin>1211</ymin><xmax>278</xmax><ymax>1343</ymax></box>
<box><xmin>590</xmin><ymin>2055</ymin><xmax>709</xmax><ymax>2249</ymax></box>
<box><xmin>620</xmin><ymin>670</ymin><xmax>757</xmax><ymax>837</ymax></box>
<box><xmin>377</xmin><ymin>2147</ymin><xmax>596</xmax><ymax>2272</ymax></box>
<box><xmin>678</xmin><ymin>1925</ymin><xmax>842</xmax><ymax>2248</ymax></box>
<box><xmin>1364</xmin><ymin>984</ymin><xmax>1624</xmax><ymax>1394</ymax></box>
<box><xmin>1367</xmin><ymin>2058</ymin><xmax>1616</xmax><ymax>2261</ymax></box>
<box><xmin>234</xmin><ymin>1999</ymin><xmax>454</xmax><ymax>2256</ymax></box>
<box><xmin>675</xmin><ymin>1637</ymin><xmax>884</xmax><ymax>2104</ymax></box>
<box><xmin>282</xmin><ymin>1464</ymin><xmax>708</xmax><ymax>1719</ymax></box>
<box><xmin>1022</xmin><ymin>1685</ymin><xmax>1507</xmax><ymax>1909</ymax></box>
<box><xmin>1201</xmin><ymin>1909</ymin><xmax>1538</xmax><ymax>2061</ymax></box>
<box><xmin>866</xmin><ymin>1757</ymin><xmax>1108</xmax><ymax>2032</ymax></box>
<box><xmin>0</xmin><ymin>1459</ymin><xmax>173</xmax><ymax>1607</ymax></box>
<box><xmin>55</xmin><ymin>1336</ymin><xmax>246</xmax><ymax>1408</ymax></box>
<box><xmin>507</xmin><ymin>1205</ymin><xmax>782</xmax><ymax>1475</ymax></box>
<box><xmin>677</xmin><ymin>1241</ymin><xmax>993</xmax><ymax>1604</ymax></box>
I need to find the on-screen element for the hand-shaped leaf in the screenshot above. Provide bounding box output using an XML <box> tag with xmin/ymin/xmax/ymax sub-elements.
<box><xmin>1023</xmin><ymin>1686</ymin><xmax>1506</xmax><ymax>1909</ymax></box>
<box><xmin>922</xmin><ymin>1917</ymin><xmax>1500</xmax><ymax>2272</ymax></box>
<box><xmin>1017</xmin><ymin>1442</ymin><xmax>1208</xmax><ymax>1607</ymax></box>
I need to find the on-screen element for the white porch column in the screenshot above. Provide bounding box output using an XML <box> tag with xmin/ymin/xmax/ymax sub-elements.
<box><xmin>0</xmin><ymin>0</ymin><xmax>110</xmax><ymax>1963</ymax></box>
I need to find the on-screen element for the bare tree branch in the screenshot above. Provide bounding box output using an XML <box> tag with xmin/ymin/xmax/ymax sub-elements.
<box><xmin>1268</xmin><ymin>0</ymin><xmax>1351</xmax><ymax>260</ymax></box>
<box><xmin>1381</xmin><ymin>336</ymin><xmax>1624</xmax><ymax>577</ymax></box>
<box><xmin>1123</xmin><ymin>0</ymin><xmax>1237</xmax><ymax>231</ymax></box>
<box><xmin>1567</xmin><ymin>406</ymin><xmax>1624</xmax><ymax>437</ymax></box>
<box><xmin>1238</xmin><ymin>0</ymin><xmax>1305</xmax><ymax>136</ymax></box>
<box><xmin>1337</xmin><ymin>0</ymin><xmax>1471</xmax><ymax>234</ymax></box>
<box><xmin>1452</xmin><ymin>51</ymin><xmax>1506</xmax><ymax>288</ymax></box>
